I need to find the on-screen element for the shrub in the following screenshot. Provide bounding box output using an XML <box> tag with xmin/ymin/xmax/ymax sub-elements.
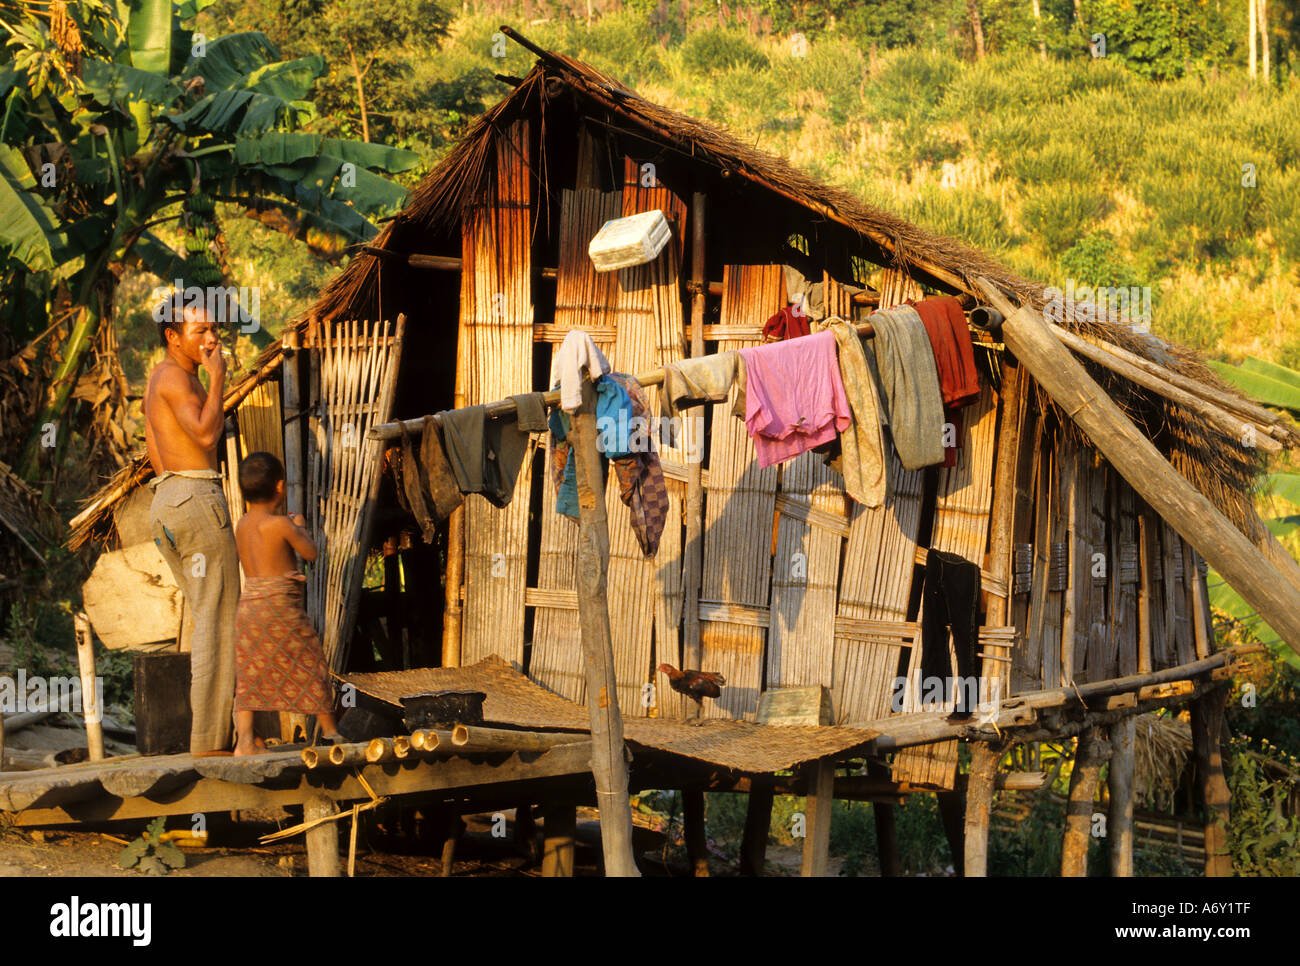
<box><xmin>681</xmin><ymin>28</ymin><xmax>769</xmax><ymax>75</ymax></box>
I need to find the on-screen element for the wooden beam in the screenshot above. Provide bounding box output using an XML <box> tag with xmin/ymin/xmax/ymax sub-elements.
<box><xmin>1108</xmin><ymin>715</ymin><xmax>1136</xmax><ymax>877</ymax></box>
<box><xmin>1191</xmin><ymin>686</ymin><xmax>1233</xmax><ymax>877</ymax></box>
<box><xmin>1061</xmin><ymin>726</ymin><xmax>1110</xmax><ymax>876</ymax></box>
<box><xmin>571</xmin><ymin>377</ymin><xmax>640</xmax><ymax>877</ymax></box>
<box><xmin>542</xmin><ymin>802</ymin><xmax>576</xmax><ymax>877</ymax></box>
<box><xmin>739</xmin><ymin>785</ymin><xmax>774</xmax><ymax>876</ymax></box>
<box><xmin>975</xmin><ymin>279</ymin><xmax>1300</xmax><ymax>655</ymax></box>
<box><xmin>799</xmin><ymin>758</ymin><xmax>835</xmax><ymax>877</ymax></box>
<box><xmin>874</xmin><ymin>802</ymin><xmax>901</xmax><ymax>876</ymax></box>
<box><xmin>683</xmin><ymin>787</ymin><xmax>709</xmax><ymax>876</ymax></box>
<box><xmin>963</xmin><ymin>742</ymin><xmax>1001</xmax><ymax>876</ymax></box>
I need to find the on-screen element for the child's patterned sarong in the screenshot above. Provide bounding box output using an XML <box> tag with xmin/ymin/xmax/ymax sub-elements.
<box><xmin>233</xmin><ymin>572</ymin><xmax>333</xmax><ymax>714</ymax></box>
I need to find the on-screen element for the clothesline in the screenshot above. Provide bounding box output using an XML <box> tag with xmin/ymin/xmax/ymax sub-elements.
<box><xmin>368</xmin><ymin>310</ymin><xmax>996</xmax><ymax>442</ymax></box>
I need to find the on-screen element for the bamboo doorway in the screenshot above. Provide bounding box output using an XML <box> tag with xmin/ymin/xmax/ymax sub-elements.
<box><xmin>305</xmin><ymin>316</ymin><xmax>406</xmax><ymax>671</ymax></box>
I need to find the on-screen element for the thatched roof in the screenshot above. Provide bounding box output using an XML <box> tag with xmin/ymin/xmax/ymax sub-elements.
<box><xmin>72</xmin><ymin>31</ymin><xmax>1290</xmax><ymax>548</ymax></box>
<box><xmin>304</xmin><ymin>32</ymin><xmax>1283</xmax><ymax>540</ymax></box>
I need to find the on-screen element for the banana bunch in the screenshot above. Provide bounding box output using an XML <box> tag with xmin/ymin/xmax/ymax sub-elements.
<box><xmin>181</xmin><ymin>187</ymin><xmax>223</xmax><ymax>288</ymax></box>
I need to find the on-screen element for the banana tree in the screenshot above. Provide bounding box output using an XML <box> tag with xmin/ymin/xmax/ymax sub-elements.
<box><xmin>1203</xmin><ymin>356</ymin><xmax>1300</xmax><ymax>668</ymax></box>
<box><xmin>1</xmin><ymin>0</ymin><xmax>418</xmax><ymax>483</ymax></box>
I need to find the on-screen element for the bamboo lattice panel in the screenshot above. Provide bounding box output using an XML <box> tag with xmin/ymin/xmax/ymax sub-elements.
<box><xmin>893</xmin><ymin>381</ymin><xmax>997</xmax><ymax>789</ymax></box>
<box><xmin>529</xmin><ymin>188</ymin><xmax>622</xmax><ymax>702</ymax></box>
<box><xmin>456</xmin><ymin>119</ymin><xmax>534</xmax><ymax>670</ymax></box>
<box><xmin>698</xmin><ymin>264</ymin><xmax>784</xmax><ymax>720</ymax></box>
<box><xmin>305</xmin><ymin>317</ymin><xmax>402</xmax><ymax>670</ymax></box>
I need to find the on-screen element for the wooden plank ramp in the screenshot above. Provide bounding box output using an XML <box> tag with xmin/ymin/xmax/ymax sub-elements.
<box><xmin>457</xmin><ymin>118</ymin><xmax>534</xmax><ymax>670</ymax></box>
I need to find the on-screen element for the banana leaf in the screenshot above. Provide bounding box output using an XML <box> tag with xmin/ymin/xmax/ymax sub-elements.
<box><xmin>1241</xmin><ymin>357</ymin><xmax>1300</xmax><ymax>392</ymax></box>
<box><xmin>125</xmin><ymin>0</ymin><xmax>174</xmax><ymax>75</ymax></box>
<box><xmin>175</xmin><ymin>0</ymin><xmax>218</xmax><ymax>19</ymax></box>
<box><xmin>0</xmin><ymin>144</ymin><xmax>65</xmax><ymax>271</ymax></box>
<box><xmin>1261</xmin><ymin>473</ymin><xmax>1300</xmax><ymax>507</ymax></box>
<box><xmin>233</xmin><ymin>132</ymin><xmax>418</xmax><ymax>174</ymax></box>
<box><xmin>241</xmin><ymin>56</ymin><xmax>326</xmax><ymax>102</ymax></box>
<box><xmin>132</xmin><ymin>230</ymin><xmax>186</xmax><ymax>283</ymax></box>
<box><xmin>1207</xmin><ymin>360</ymin><xmax>1300</xmax><ymax>414</ymax></box>
<box><xmin>180</xmin><ymin>32</ymin><xmax>281</xmax><ymax>92</ymax></box>
<box><xmin>82</xmin><ymin>60</ymin><xmax>183</xmax><ymax>108</ymax></box>
<box><xmin>1207</xmin><ymin>571</ymin><xmax>1300</xmax><ymax>671</ymax></box>
<box><xmin>166</xmin><ymin>89</ymin><xmax>314</xmax><ymax>136</ymax></box>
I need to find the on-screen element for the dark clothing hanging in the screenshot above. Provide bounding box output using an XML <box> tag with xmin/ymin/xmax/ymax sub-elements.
<box><xmin>920</xmin><ymin>549</ymin><xmax>982</xmax><ymax>717</ymax></box>
<box><xmin>439</xmin><ymin>403</ymin><xmax>535</xmax><ymax>508</ymax></box>
<box><xmin>394</xmin><ymin>415</ymin><xmax>464</xmax><ymax>541</ymax></box>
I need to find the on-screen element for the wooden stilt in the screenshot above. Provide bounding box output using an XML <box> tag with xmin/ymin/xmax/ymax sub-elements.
<box><xmin>1191</xmin><ymin>687</ymin><xmax>1233</xmax><ymax>877</ymax></box>
<box><xmin>440</xmin><ymin>812</ymin><xmax>462</xmax><ymax>876</ymax></box>
<box><xmin>304</xmin><ymin>795</ymin><xmax>341</xmax><ymax>877</ymax></box>
<box><xmin>514</xmin><ymin>804</ymin><xmax>540</xmax><ymax>863</ymax></box>
<box><xmin>1061</xmin><ymin>726</ymin><xmax>1110</xmax><ymax>876</ymax></box>
<box><xmin>1108</xmin><ymin>715</ymin><xmax>1136</xmax><ymax>877</ymax></box>
<box><xmin>571</xmin><ymin>377</ymin><xmax>640</xmax><ymax>877</ymax></box>
<box><xmin>932</xmin><ymin>790</ymin><xmax>964</xmax><ymax>875</ymax></box>
<box><xmin>874</xmin><ymin>803</ymin><xmax>901</xmax><ymax>876</ymax></box>
<box><xmin>683</xmin><ymin>788</ymin><xmax>709</xmax><ymax>877</ymax></box>
<box><xmin>739</xmin><ymin>785</ymin><xmax>774</xmax><ymax>876</ymax></box>
<box><xmin>799</xmin><ymin>757</ymin><xmax>835</xmax><ymax>877</ymax></box>
<box><xmin>963</xmin><ymin>741</ymin><xmax>1001</xmax><ymax>876</ymax></box>
<box><xmin>542</xmin><ymin>802</ymin><xmax>576</xmax><ymax>877</ymax></box>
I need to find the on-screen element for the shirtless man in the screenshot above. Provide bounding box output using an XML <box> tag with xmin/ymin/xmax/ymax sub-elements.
<box><xmin>144</xmin><ymin>294</ymin><xmax>240</xmax><ymax>755</ymax></box>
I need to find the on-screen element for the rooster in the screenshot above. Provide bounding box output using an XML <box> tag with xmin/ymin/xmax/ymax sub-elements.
<box><xmin>658</xmin><ymin>664</ymin><xmax>726</xmax><ymax>707</ymax></box>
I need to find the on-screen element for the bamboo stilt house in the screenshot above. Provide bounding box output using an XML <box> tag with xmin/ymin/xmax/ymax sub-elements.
<box><xmin>70</xmin><ymin>33</ymin><xmax>1300</xmax><ymax>800</ymax></box>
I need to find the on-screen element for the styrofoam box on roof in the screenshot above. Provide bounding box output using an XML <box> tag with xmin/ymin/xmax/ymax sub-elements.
<box><xmin>588</xmin><ymin>209</ymin><xmax>672</xmax><ymax>272</ymax></box>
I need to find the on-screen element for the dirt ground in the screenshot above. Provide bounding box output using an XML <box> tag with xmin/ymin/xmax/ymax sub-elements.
<box><xmin>0</xmin><ymin>809</ymin><xmax>828</xmax><ymax>877</ymax></box>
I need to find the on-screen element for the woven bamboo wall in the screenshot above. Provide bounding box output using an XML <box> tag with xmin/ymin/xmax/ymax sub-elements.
<box><xmin>456</xmin><ymin>119</ymin><xmax>535</xmax><ymax>671</ymax></box>
<box><xmin>698</xmin><ymin>264</ymin><xmax>784</xmax><ymax>720</ymax></box>
<box><xmin>528</xmin><ymin>188</ymin><xmax>622</xmax><ymax>702</ymax></box>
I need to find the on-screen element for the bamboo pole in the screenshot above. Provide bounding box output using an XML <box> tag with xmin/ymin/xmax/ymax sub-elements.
<box><xmin>443</xmin><ymin>504</ymin><xmax>465</xmax><ymax>667</ymax></box>
<box><xmin>1061</xmin><ymin>726</ymin><xmax>1110</xmax><ymax>876</ymax></box>
<box><xmin>571</xmin><ymin>376</ymin><xmax>640</xmax><ymax>877</ymax></box>
<box><xmin>975</xmin><ymin>279</ymin><xmax>1300</xmax><ymax>655</ymax></box>
<box><xmin>683</xmin><ymin>191</ymin><xmax>707</xmax><ymax>684</ymax></box>
<box><xmin>448</xmin><ymin>725</ymin><xmax>587</xmax><ymax>753</ymax></box>
<box><xmin>73</xmin><ymin>613</ymin><xmax>104</xmax><ymax>762</ymax></box>
<box><xmin>1108</xmin><ymin>715</ymin><xmax>1136</xmax><ymax>877</ymax></box>
<box><xmin>1051</xmin><ymin>322</ymin><xmax>1298</xmax><ymax>444</ymax></box>
<box><xmin>1047</xmin><ymin>322</ymin><xmax>1283</xmax><ymax>451</ymax></box>
<box><xmin>963</xmin><ymin>740</ymin><xmax>1001</xmax><ymax>876</ymax></box>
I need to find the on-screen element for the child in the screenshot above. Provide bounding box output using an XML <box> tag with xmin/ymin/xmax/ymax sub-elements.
<box><xmin>232</xmin><ymin>451</ymin><xmax>342</xmax><ymax>755</ymax></box>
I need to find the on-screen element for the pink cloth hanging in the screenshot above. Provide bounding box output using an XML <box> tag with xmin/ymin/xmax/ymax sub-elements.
<box><xmin>739</xmin><ymin>330</ymin><xmax>851</xmax><ymax>468</ymax></box>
